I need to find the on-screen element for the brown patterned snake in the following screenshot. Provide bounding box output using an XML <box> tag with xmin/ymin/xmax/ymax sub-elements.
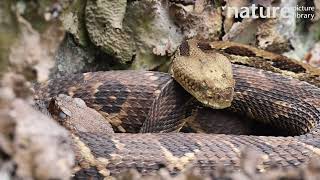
<box><xmin>34</xmin><ymin>40</ymin><xmax>320</xmax><ymax>178</ymax></box>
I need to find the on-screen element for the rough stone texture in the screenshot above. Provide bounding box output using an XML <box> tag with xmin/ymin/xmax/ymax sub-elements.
<box><xmin>305</xmin><ymin>42</ymin><xmax>320</xmax><ymax>67</ymax></box>
<box><xmin>84</xmin><ymin>0</ymin><xmax>185</xmax><ymax>69</ymax></box>
<box><xmin>0</xmin><ymin>5</ymin><xmax>74</xmax><ymax>177</ymax></box>
<box><xmin>222</xmin><ymin>0</ymin><xmax>251</xmax><ymax>33</ymax></box>
<box><xmin>222</xmin><ymin>18</ymin><xmax>258</xmax><ymax>44</ymax></box>
<box><xmin>85</xmin><ymin>0</ymin><xmax>135</xmax><ymax>64</ymax></box>
<box><xmin>169</xmin><ymin>0</ymin><xmax>223</xmax><ymax>40</ymax></box>
<box><xmin>257</xmin><ymin>18</ymin><xmax>294</xmax><ymax>53</ymax></box>
<box><xmin>61</xmin><ymin>0</ymin><xmax>89</xmax><ymax>46</ymax></box>
<box><xmin>9</xmin><ymin>17</ymin><xmax>62</xmax><ymax>82</ymax></box>
<box><xmin>127</xmin><ymin>1</ymin><xmax>182</xmax><ymax>56</ymax></box>
<box><xmin>126</xmin><ymin>0</ymin><xmax>184</xmax><ymax>69</ymax></box>
<box><xmin>284</xmin><ymin>0</ymin><xmax>320</xmax><ymax>62</ymax></box>
<box><xmin>0</xmin><ymin>0</ymin><xmax>19</xmax><ymax>74</ymax></box>
<box><xmin>127</xmin><ymin>0</ymin><xmax>222</xmax><ymax>69</ymax></box>
<box><xmin>59</xmin><ymin>0</ymin><xmax>224</xmax><ymax>71</ymax></box>
<box><xmin>53</xmin><ymin>34</ymin><xmax>95</xmax><ymax>77</ymax></box>
<box><xmin>12</xmin><ymin>99</ymin><xmax>74</xmax><ymax>180</ymax></box>
<box><xmin>52</xmin><ymin>34</ymin><xmax>121</xmax><ymax>78</ymax></box>
<box><xmin>0</xmin><ymin>73</ymin><xmax>74</xmax><ymax>180</ymax></box>
<box><xmin>58</xmin><ymin>0</ymin><xmax>319</xmax><ymax>73</ymax></box>
<box><xmin>0</xmin><ymin>0</ymin><xmax>65</xmax><ymax>81</ymax></box>
<box><xmin>256</xmin><ymin>0</ymin><xmax>297</xmax><ymax>53</ymax></box>
<box><xmin>222</xmin><ymin>0</ymin><xmax>297</xmax><ymax>53</ymax></box>
<box><xmin>315</xmin><ymin>0</ymin><xmax>320</xmax><ymax>21</ymax></box>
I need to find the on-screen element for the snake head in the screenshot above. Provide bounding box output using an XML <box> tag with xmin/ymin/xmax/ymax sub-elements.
<box><xmin>48</xmin><ymin>94</ymin><xmax>114</xmax><ymax>134</ymax></box>
<box><xmin>172</xmin><ymin>39</ymin><xmax>235</xmax><ymax>109</ymax></box>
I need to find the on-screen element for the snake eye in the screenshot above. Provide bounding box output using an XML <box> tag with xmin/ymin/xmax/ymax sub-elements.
<box><xmin>57</xmin><ymin>108</ymin><xmax>72</xmax><ymax>121</ymax></box>
<box><xmin>59</xmin><ymin>111</ymin><xmax>67</xmax><ymax>119</ymax></box>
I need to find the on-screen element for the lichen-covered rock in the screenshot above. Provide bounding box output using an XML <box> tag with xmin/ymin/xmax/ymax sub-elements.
<box><xmin>130</xmin><ymin>53</ymin><xmax>170</xmax><ymax>70</ymax></box>
<box><xmin>0</xmin><ymin>73</ymin><xmax>74</xmax><ymax>180</ymax></box>
<box><xmin>222</xmin><ymin>0</ymin><xmax>297</xmax><ymax>53</ymax></box>
<box><xmin>315</xmin><ymin>0</ymin><xmax>320</xmax><ymax>21</ymax></box>
<box><xmin>222</xmin><ymin>18</ymin><xmax>258</xmax><ymax>43</ymax></box>
<box><xmin>60</xmin><ymin>0</ymin><xmax>89</xmax><ymax>46</ymax></box>
<box><xmin>256</xmin><ymin>0</ymin><xmax>297</xmax><ymax>53</ymax></box>
<box><xmin>126</xmin><ymin>0</ymin><xmax>223</xmax><ymax>69</ymax></box>
<box><xmin>0</xmin><ymin>0</ymin><xmax>19</xmax><ymax>74</ymax></box>
<box><xmin>17</xmin><ymin>0</ymin><xmax>63</xmax><ymax>31</ymax></box>
<box><xmin>57</xmin><ymin>0</ymin><xmax>225</xmax><ymax>71</ymax></box>
<box><xmin>53</xmin><ymin>34</ymin><xmax>96</xmax><ymax>77</ymax></box>
<box><xmin>85</xmin><ymin>0</ymin><xmax>135</xmax><ymax>64</ymax></box>
<box><xmin>84</xmin><ymin>0</ymin><xmax>185</xmax><ymax>68</ymax></box>
<box><xmin>53</xmin><ymin>34</ymin><xmax>124</xmax><ymax>77</ymax></box>
<box><xmin>126</xmin><ymin>0</ymin><xmax>184</xmax><ymax>69</ymax></box>
<box><xmin>222</xmin><ymin>0</ymin><xmax>250</xmax><ymax>33</ymax></box>
<box><xmin>0</xmin><ymin>0</ymin><xmax>65</xmax><ymax>81</ymax></box>
<box><xmin>305</xmin><ymin>42</ymin><xmax>320</xmax><ymax>67</ymax></box>
<box><xmin>59</xmin><ymin>0</ymin><xmax>318</xmax><ymax>72</ymax></box>
<box><xmin>9</xmin><ymin>18</ymin><xmax>62</xmax><ymax>82</ymax></box>
<box><xmin>127</xmin><ymin>1</ymin><xmax>183</xmax><ymax>56</ymax></box>
<box><xmin>62</xmin><ymin>0</ymin><xmax>223</xmax><ymax>70</ymax></box>
<box><xmin>257</xmin><ymin>18</ymin><xmax>294</xmax><ymax>53</ymax></box>
<box><xmin>12</xmin><ymin>99</ymin><xmax>74</xmax><ymax>180</ymax></box>
<box><xmin>169</xmin><ymin>0</ymin><xmax>223</xmax><ymax>40</ymax></box>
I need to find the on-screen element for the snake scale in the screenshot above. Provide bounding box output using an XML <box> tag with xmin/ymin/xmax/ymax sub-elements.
<box><xmin>34</xmin><ymin>40</ymin><xmax>320</xmax><ymax>178</ymax></box>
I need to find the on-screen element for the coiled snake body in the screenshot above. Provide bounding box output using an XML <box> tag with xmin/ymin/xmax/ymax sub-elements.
<box><xmin>35</xmin><ymin>41</ymin><xmax>320</xmax><ymax>178</ymax></box>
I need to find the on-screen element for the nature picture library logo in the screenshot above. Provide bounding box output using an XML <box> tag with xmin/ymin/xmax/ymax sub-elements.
<box><xmin>224</xmin><ymin>4</ymin><xmax>315</xmax><ymax>20</ymax></box>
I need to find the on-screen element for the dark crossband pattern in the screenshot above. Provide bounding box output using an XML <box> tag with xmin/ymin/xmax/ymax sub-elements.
<box><xmin>36</xmin><ymin>64</ymin><xmax>320</xmax><ymax>178</ymax></box>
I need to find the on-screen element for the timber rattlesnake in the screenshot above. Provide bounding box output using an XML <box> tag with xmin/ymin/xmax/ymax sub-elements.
<box><xmin>34</xmin><ymin>40</ymin><xmax>320</xmax><ymax>178</ymax></box>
